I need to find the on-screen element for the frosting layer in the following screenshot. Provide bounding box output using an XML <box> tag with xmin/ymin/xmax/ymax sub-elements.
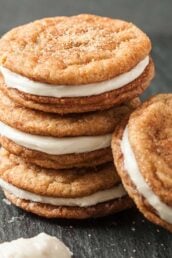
<box><xmin>0</xmin><ymin>179</ymin><xmax>126</xmax><ymax>207</ymax></box>
<box><xmin>0</xmin><ymin>56</ymin><xmax>149</xmax><ymax>98</ymax></box>
<box><xmin>0</xmin><ymin>233</ymin><xmax>72</xmax><ymax>258</ymax></box>
<box><xmin>121</xmin><ymin>127</ymin><xmax>172</xmax><ymax>224</ymax></box>
<box><xmin>0</xmin><ymin>122</ymin><xmax>111</xmax><ymax>154</ymax></box>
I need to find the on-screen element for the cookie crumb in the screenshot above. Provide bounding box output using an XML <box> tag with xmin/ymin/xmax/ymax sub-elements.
<box><xmin>2</xmin><ymin>198</ymin><xmax>11</xmax><ymax>205</ymax></box>
<box><xmin>8</xmin><ymin>215</ymin><xmax>25</xmax><ymax>223</ymax></box>
<box><xmin>131</xmin><ymin>227</ymin><xmax>136</xmax><ymax>232</ymax></box>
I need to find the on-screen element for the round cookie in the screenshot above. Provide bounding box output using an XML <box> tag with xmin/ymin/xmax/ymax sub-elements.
<box><xmin>111</xmin><ymin>94</ymin><xmax>172</xmax><ymax>232</ymax></box>
<box><xmin>0</xmin><ymin>62</ymin><xmax>154</xmax><ymax>114</ymax></box>
<box><xmin>0</xmin><ymin>149</ymin><xmax>133</xmax><ymax>219</ymax></box>
<box><xmin>0</xmin><ymin>138</ymin><xmax>112</xmax><ymax>170</ymax></box>
<box><xmin>0</xmin><ymin>15</ymin><xmax>151</xmax><ymax>85</ymax></box>
<box><xmin>5</xmin><ymin>192</ymin><xmax>132</xmax><ymax>219</ymax></box>
<box><xmin>0</xmin><ymin>150</ymin><xmax>118</xmax><ymax>197</ymax></box>
<box><xmin>0</xmin><ymin>14</ymin><xmax>154</xmax><ymax>114</ymax></box>
<box><xmin>0</xmin><ymin>87</ymin><xmax>140</xmax><ymax>137</ymax></box>
<box><xmin>0</xmin><ymin>88</ymin><xmax>140</xmax><ymax>169</ymax></box>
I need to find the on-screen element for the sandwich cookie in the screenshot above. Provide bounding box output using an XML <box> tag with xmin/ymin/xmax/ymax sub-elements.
<box><xmin>0</xmin><ymin>14</ymin><xmax>154</xmax><ymax>114</ymax></box>
<box><xmin>0</xmin><ymin>88</ymin><xmax>140</xmax><ymax>169</ymax></box>
<box><xmin>0</xmin><ymin>149</ymin><xmax>133</xmax><ymax>219</ymax></box>
<box><xmin>111</xmin><ymin>94</ymin><xmax>172</xmax><ymax>232</ymax></box>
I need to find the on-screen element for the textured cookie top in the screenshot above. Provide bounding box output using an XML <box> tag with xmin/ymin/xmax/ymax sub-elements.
<box><xmin>0</xmin><ymin>86</ymin><xmax>140</xmax><ymax>137</ymax></box>
<box><xmin>0</xmin><ymin>14</ymin><xmax>151</xmax><ymax>85</ymax></box>
<box><xmin>0</xmin><ymin>150</ymin><xmax>120</xmax><ymax>198</ymax></box>
<box><xmin>128</xmin><ymin>94</ymin><xmax>172</xmax><ymax>206</ymax></box>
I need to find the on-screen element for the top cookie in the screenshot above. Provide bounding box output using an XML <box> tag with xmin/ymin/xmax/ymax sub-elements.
<box><xmin>0</xmin><ymin>14</ymin><xmax>151</xmax><ymax>85</ymax></box>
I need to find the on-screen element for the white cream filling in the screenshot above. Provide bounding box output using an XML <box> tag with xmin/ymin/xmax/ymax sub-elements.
<box><xmin>0</xmin><ymin>233</ymin><xmax>72</xmax><ymax>258</ymax></box>
<box><xmin>0</xmin><ymin>179</ymin><xmax>126</xmax><ymax>207</ymax></box>
<box><xmin>0</xmin><ymin>56</ymin><xmax>149</xmax><ymax>98</ymax></box>
<box><xmin>0</xmin><ymin>122</ymin><xmax>111</xmax><ymax>155</ymax></box>
<box><xmin>121</xmin><ymin>127</ymin><xmax>172</xmax><ymax>224</ymax></box>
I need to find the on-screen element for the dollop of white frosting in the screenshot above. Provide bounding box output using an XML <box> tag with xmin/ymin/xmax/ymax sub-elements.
<box><xmin>121</xmin><ymin>127</ymin><xmax>172</xmax><ymax>224</ymax></box>
<box><xmin>0</xmin><ymin>178</ymin><xmax>126</xmax><ymax>207</ymax></box>
<box><xmin>0</xmin><ymin>56</ymin><xmax>149</xmax><ymax>98</ymax></box>
<box><xmin>0</xmin><ymin>233</ymin><xmax>72</xmax><ymax>258</ymax></box>
<box><xmin>0</xmin><ymin>122</ymin><xmax>111</xmax><ymax>154</ymax></box>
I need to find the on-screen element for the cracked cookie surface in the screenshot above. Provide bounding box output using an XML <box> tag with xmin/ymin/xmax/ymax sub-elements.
<box><xmin>0</xmin><ymin>87</ymin><xmax>140</xmax><ymax>137</ymax></box>
<box><xmin>0</xmin><ymin>149</ymin><xmax>119</xmax><ymax>197</ymax></box>
<box><xmin>0</xmin><ymin>149</ymin><xmax>133</xmax><ymax>219</ymax></box>
<box><xmin>0</xmin><ymin>14</ymin><xmax>151</xmax><ymax>85</ymax></box>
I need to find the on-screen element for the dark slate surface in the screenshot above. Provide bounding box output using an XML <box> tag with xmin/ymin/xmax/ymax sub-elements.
<box><xmin>0</xmin><ymin>1</ymin><xmax>171</xmax><ymax>257</ymax></box>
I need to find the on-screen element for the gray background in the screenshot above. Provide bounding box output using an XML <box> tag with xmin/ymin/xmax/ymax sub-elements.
<box><xmin>0</xmin><ymin>1</ymin><xmax>171</xmax><ymax>258</ymax></box>
<box><xmin>0</xmin><ymin>0</ymin><xmax>172</xmax><ymax>35</ymax></box>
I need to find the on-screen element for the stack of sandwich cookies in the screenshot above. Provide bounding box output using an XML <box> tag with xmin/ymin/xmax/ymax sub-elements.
<box><xmin>0</xmin><ymin>14</ymin><xmax>154</xmax><ymax>219</ymax></box>
<box><xmin>112</xmin><ymin>94</ymin><xmax>172</xmax><ymax>232</ymax></box>
<box><xmin>0</xmin><ymin>94</ymin><xmax>138</xmax><ymax>218</ymax></box>
<box><xmin>0</xmin><ymin>88</ymin><xmax>139</xmax><ymax>169</ymax></box>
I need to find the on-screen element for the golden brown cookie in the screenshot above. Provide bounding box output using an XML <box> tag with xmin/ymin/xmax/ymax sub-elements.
<box><xmin>0</xmin><ymin>61</ymin><xmax>154</xmax><ymax>114</ymax></box>
<box><xmin>111</xmin><ymin>94</ymin><xmax>172</xmax><ymax>232</ymax></box>
<box><xmin>0</xmin><ymin>87</ymin><xmax>140</xmax><ymax>137</ymax></box>
<box><xmin>0</xmin><ymin>14</ymin><xmax>151</xmax><ymax>84</ymax></box>
<box><xmin>0</xmin><ymin>149</ymin><xmax>119</xmax><ymax>196</ymax></box>
<box><xmin>0</xmin><ymin>149</ymin><xmax>133</xmax><ymax>219</ymax></box>
<box><xmin>0</xmin><ymin>14</ymin><xmax>154</xmax><ymax>114</ymax></box>
<box><xmin>0</xmin><ymin>88</ymin><xmax>140</xmax><ymax>169</ymax></box>
<box><xmin>0</xmin><ymin>138</ymin><xmax>112</xmax><ymax>169</ymax></box>
<box><xmin>5</xmin><ymin>192</ymin><xmax>133</xmax><ymax>219</ymax></box>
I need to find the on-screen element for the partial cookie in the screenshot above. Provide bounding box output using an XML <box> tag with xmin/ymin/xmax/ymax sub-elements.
<box><xmin>111</xmin><ymin>94</ymin><xmax>172</xmax><ymax>232</ymax></box>
<box><xmin>0</xmin><ymin>89</ymin><xmax>140</xmax><ymax>169</ymax></box>
<box><xmin>5</xmin><ymin>192</ymin><xmax>133</xmax><ymax>219</ymax></box>
<box><xmin>0</xmin><ymin>138</ymin><xmax>112</xmax><ymax>169</ymax></box>
<box><xmin>0</xmin><ymin>14</ymin><xmax>154</xmax><ymax>113</ymax></box>
<box><xmin>0</xmin><ymin>88</ymin><xmax>140</xmax><ymax>137</ymax></box>
<box><xmin>0</xmin><ymin>62</ymin><xmax>153</xmax><ymax>114</ymax></box>
<box><xmin>0</xmin><ymin>149</ymin><xmax>133</xmax><ymax>219</ymax></box>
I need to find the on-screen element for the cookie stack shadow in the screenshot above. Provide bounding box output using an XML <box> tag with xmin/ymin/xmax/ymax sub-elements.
<box><xmin>0</xmin><ymin>14</ymin><xmax>154</xmax><ymax>219</ymax></box>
